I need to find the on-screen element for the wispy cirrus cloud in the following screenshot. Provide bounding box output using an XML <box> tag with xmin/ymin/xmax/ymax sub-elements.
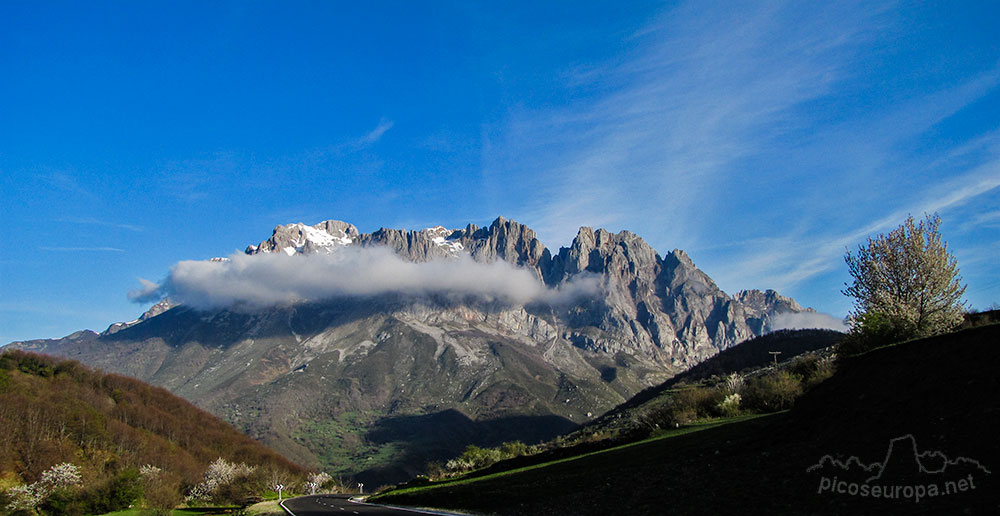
<box><xmin>483</xmin><ymin>2</ymin><xmax>899</xmax><ymax>253</ymax></box>
<box><xmin>36</xmin><ymin>170</ymin><xmax>95</xmax><ymax>199</ymax></box>
<box><xmin>58</xmin><ymin>216</ymin><xmax>145</xmax><ymax>232</ymax></box>
<box><xmin>486</xmin><ymin>0</ymin><xmax>999</xmax><ymax>312</ymax></box>
<box><xmin>709</xmin><ymin>154</ymin><xmax>1000</xmax><ymax>295</ymax></box>
<box><xmin>40</xmin><ymin>246</ymin><xmax>125</xmax><ymax>252</ymax></box>
<box><xmin>358</xmin><ymin>118</ymin><xmax>394</xmax><ymax>145</ymax></box>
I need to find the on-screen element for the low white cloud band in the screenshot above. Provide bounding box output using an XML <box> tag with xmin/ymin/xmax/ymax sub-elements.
<box><xmin>769</xmin><ymin>311</ymin><xmax>847</xmax><ymax>333</ymax></box>
<box><xmin>130</xmin><ymin>246</ymin><xmax>600</xmax><ymax>310</ymax></box>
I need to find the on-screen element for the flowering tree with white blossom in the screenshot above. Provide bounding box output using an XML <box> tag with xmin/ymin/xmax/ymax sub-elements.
<box><xmin>5</xmin><ymin>462</ymin><xmax>82</xmax><ymax>513</ymax></box>
<box><xmin>306</xmin><ymin>472</ymin><xmax>332</xmax><ymax>495</ymax></box>
<box><xmin>186</xmin><ymin>458</ymin><xmax>257</xmax><ymax>504</ymax></box>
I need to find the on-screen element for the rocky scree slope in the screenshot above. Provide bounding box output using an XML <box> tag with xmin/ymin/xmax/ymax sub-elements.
<box><xmin>7</xmin><ymin>217</ymin><xmax>810</xmax><ymax>485</ymax></box>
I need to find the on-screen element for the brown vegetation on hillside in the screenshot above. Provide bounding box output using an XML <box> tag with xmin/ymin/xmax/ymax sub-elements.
<box><xmin>0</xmin><ymin>350</ymin><xmax>305</xmax><ymax>514</ymax></box>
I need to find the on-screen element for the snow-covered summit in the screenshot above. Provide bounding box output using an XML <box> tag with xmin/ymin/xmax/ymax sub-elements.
<box><xmin>246</xmin><ymin>220</ymin><xmax>360</xmax><ymax>255</ymax></box>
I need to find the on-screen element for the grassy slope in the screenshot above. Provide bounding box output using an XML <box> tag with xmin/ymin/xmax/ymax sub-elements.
<box><xmin>375</xmin><ymin>324</ymin><xmax>999</xmax><ymax>515</ymax></box>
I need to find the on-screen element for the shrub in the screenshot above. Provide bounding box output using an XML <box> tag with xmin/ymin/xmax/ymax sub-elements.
<box><xmin>143</xmin><ymin>470</ymin><xmax>182</xmax><ymax>516</ymax></box>
<box><xmin>424</xmin><ymin>461</ymin><xmax>446</xmax><ymax>480</ymax></box>
<box><xmin>575</xmin><ymin>430</ymin><xmax>613</xmax><ymax>445</ymax></box>
<box><xmin>960</xmin><ymin>308</ymin><xmax>1000</xmax><ymax>329</ymax></box>
<box><xmin>742</xmin><ymin>371</ymin><xmax>803</xmax><ymax>412</ymax></box>
<box><xmin>81</xmin><ymin>468</ymin><xmax>143</xmax><ymax>514</ymax></box>
<box><xmin>838</xmin><ymin>311</ymin><xmax>912</xmax><ymax>356</ymax></box>
<box><xmin>677</xmin><ymin>387</ymin><xmax>726</xmax><ymax>420</ymax></box>
<box><xmin>39</xmin><ymin>487</ymin><xmax>87</xmax><ymax>516</ymax></box>
<box><xmin>632</xmin><ymin>400</ymin><xmax>673</xmax><ymax>435</ymax></box>
<box><xmin>715</xmin><ymin>392</ymin><xmax>742</xmax><ymax>417</ymax></box>
<box><xmin>789</xmin><ymin>355</ymin><xmax>835</xmax><ymax>389</ymax></box>
<box><xmin>440</xmin><ymin>441</ymin><xmax>536</xmax><ymax>476</ymax></box>
<box><xmin>457</xmin><ymin>445</ymin><xmax>502</xmax><ymax>470</ymax></box>
<box><xmin>721</xmin><ymin>373</ymin><xmax>745</xmax><ymax>395</ymax></box>
<box><xmin>634</xmin><ymin>387</ymin><xmax>726</xmax><ymax>428</ymax></box>
<box><xmin>499</xmin><ymin>441</ymin><xmax>528</xmax><ymax>458</ymax></box>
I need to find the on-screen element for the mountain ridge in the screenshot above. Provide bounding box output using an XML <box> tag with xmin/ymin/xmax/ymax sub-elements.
<box><xmin>238</xmin><ymin>216</ymin><xmax>808</xmax><ymax>364</ymax></box>
<box><xmin>6</xmin><ymin>216</ymin><xmax>820</xmax><ymax>484</ymax></box>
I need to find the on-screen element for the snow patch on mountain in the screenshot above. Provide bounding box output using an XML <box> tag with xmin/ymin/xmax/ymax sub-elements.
<box><xmin>425</xmin><ymin>226</ymin><xmax>464</xmax><ymax>255</ymax></box>
<box><xmin>247</xmin><ymin>220</ymin><xmax>360</xmax><ymax>256</ymax></box>
<box><xmin>301</xmin><ymin>223</ymin><xmax>353</xmax><ymax>249</ymax></box>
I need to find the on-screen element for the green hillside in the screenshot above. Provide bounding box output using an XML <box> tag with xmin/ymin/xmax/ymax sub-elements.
<box><xmin>374</xmin><ymin>323</ymin><xmax>999</xmax><ymax>514</ymax></box>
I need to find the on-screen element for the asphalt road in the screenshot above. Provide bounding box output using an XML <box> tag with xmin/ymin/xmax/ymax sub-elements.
<box><xmin>281</xmin><ymin>494</ymin><xmax>456</xmax><ymax>516</ymax></box>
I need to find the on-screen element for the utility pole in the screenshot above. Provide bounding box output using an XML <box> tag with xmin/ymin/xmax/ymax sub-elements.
<box><xmin>768</xmin><ymin>351</ymin><xmax>781</xmax><ymax>366</ymax></box>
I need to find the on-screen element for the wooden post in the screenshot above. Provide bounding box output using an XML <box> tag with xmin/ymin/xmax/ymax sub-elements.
<box><xmin>769</xmin><ymin>351</ymin><xmax>781</xmax><ymax>366</ymax></box>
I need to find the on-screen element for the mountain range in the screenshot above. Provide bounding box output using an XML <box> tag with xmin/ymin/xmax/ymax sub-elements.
<box><xmin>6</xmin><ymin>216</ymin><xmax>814</xmax><ymax>484</ymax></box>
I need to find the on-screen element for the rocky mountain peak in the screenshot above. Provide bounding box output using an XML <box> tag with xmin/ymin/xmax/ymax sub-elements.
<box><xmin>461</xmin><ymin>216</ymin><xmax>549</xmax><ymax>270</ymax></box>
<box><xmin>103</xmin><ymin>298</ymin><xmax>177</xmax><ymax>335</ymax></box>
<box><xmin>358</xmin><ymin>224</ymin><xmax>465</xmax><ymax>262</ymax></box>
<box><xmin>668</xmin><ymin>248</ymin><xmax>695</xmax><ymax>267</ymax></box>
<box><xmin>66</xmin><ymin>330</ymin><xmax>99</xmax><ymax>340</ymax></box>
<box><xmin>547</xmin><ymin>226</ymin><xmax>659</xmax><ymax>284</ymax></box>
<box><xmin>660</xmin><ymin>248</ymin><xmax>720</xmax><ymax>294</ymax></box>
<box><xmin>735</xmin><ymin>289</ymin><xmax>805</xmax><ymax>315</ymax></box>
<box><xmin>246</xmin><ymin>220</ymin><xmax>359</xmax><ymax>255</ymax></box>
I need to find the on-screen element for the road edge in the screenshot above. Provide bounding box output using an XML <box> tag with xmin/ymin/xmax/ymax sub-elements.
<box><xmin>278</xmin><ymin>498</ymin><xmax>295</xmax><ymax>516</ymax></box>
<box><xmin>349</xmin><ymin>496</ymin><xmax>473</xmax><ymax>516</ymax></box>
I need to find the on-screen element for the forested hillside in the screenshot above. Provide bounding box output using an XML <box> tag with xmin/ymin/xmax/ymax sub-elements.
<box><xmin>0</xmin><ymin>350</ymin><xmax>304</xmax><ymax>514</ymax></box>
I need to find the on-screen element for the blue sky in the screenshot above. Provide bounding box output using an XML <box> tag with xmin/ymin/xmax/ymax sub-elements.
<box><xmin>2</xmin><ymin>1</ymin><xmax>998</xmax><ymax>342</ymax></box>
